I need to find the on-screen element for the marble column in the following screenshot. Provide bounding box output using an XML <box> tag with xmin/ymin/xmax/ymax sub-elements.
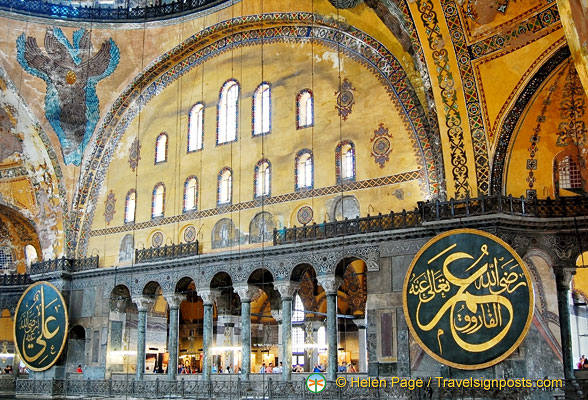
<box><xmin>132</xmin><ymin>296</ymin><xmax>154</xmax><ymax>380</ymax></box>
<box><xmin>165</xmin><ymin>294</ymin><xmax>185</xmax><ymax>380</ymax></box>
<box><xmin>317</xmin><ymin>276</ymin><xmax>342</xmax><ymax>381</ymax></box>
<box><xmin>234</xmin><ymin>283</ymin><xmax>256</xmax><ymax>381</ymax></box>
<box><xmin>199</xmin><ymin>288</ymin><xmax>220</xmax><ymax>381</ymax></box>
<box><xmin>353</xmin><ymin>318</ymin><xmax>367</xmax><ymax>372</ymax></box>
<box><xmin>555</xmin><ymin>269</ymin><xmax>575</xmax><ymax>380</ymax></box>
<box><xmin>274</xmin><ymin>280</ymin><xmax>299</xmax><ymax>381</ymax></box>
<box><xmin>270</xmin><ymin>309</ymin><xmax>283</xmax><ymax>371</ymax></box>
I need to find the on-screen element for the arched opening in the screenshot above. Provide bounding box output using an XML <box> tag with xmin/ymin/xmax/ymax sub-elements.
<box><xmin>67</xmin><ymin>325</ymin><xmax>86</xmax><ymax>368</ymax></box>
<box><xmin>141</xmin><ymin>282</ymin><xmax>168</xmax><ymax>375</ymax></box>
<box><xmin>176</xmin><ymin>277</ymin><xmax>204</xmax><ymax>374</ymax></box>
<box><xmin>210</xmin><ymin>272</ymin><xmax>239</xmax><ymax>373</ymax></box>
<box><xmin>106</xmin><ymin>285</ymin><xmax>135</xmax><ymax>375</ymax></box>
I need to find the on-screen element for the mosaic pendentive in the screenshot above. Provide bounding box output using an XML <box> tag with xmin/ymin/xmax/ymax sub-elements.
<box><xmin>151</xmin><ymin>231</ymin><xmax>163</xmax><ymax>248</ymax></box>
<box><xmin>556</xmin><ymin>63</ymin><xmax>586</xmax><ymax>148</ymax></box>
<box><xmin>183</xmin><ymin>226</ymin><xmax>196</xmax><ymax>243</ymax></box>
<box><xmin>335</xmin><ymin>78</ymin><xmax>355</xmax><ymax>120</ymax></box>
<box><xmin>128</xmin><ymin>137</ymin><xmax>141</xmax><ymax>171</ymax></box>
<box><xmin>297</xmin><ymin>206</ymin><xmax>313</xmax><ymax>225</ymax></box>
<box><xmin>16</xmin><ymin>27</ymin><xmax>119</xmax><ymax>166</ymax></box>
<box><xmin>370</xmin><ymin>123</ymin><xmax>393</xmax><ymax>168</ymax></box>
<box><xmin>103</xmin><ymin>190</ymin><xmax>116</xmax><ymax>225</ymax></box>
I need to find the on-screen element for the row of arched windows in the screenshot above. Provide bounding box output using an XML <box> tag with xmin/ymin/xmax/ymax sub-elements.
<box><xmin>153</xmin><ymin>81</ymin><xmax>314</xmax><ymax>163</ymax></box>
<box><xmin>125</xmin><ymin>142</ymin><xmax>355</xmax><ymax>221</ymax></box>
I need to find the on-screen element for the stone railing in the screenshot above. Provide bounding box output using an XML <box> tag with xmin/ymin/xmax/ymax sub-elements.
<box><xmin>135</xmin><ymin>241</ymin><xmax>199</xmax><ymax>264</ymax></box>
<box><xmin>30</xmin><ymin>256</ymin><xmax>99</xmax><ymax>275</ymax></box>
<box><xmin>0</xmin><ymin>272</ymin><xmax>32</xmax><ymax>286</ymax></box>
<box><xmin>274</xmin><ymin>195</ymin><xmax>588</xmax><ymax>245</ymax></box>
<box><xmin>0</xmin><ymin>0</ymin><xmax>227</xmax><ymax>22</ymax></box>
<box><xmin>13</xmin><ymin>377</ymin><xmax>577</xmax><ymax>399</ymax></box>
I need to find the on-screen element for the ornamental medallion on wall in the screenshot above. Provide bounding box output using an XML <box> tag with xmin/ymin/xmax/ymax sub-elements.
<box><xmin>403</xmin><ymin>228</ymin><xmax>534</xmax><ymax>370</ymax></box>
<box><xmin>14</xmin><ymin>281</ymin><xmax>69</xmax><ymax>371</ymax></box>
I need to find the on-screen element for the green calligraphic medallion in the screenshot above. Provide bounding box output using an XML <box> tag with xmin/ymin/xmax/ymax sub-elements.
<box><xmin>14</xmin><ymin>281</ymin><xmax>69</xmax><ymax>371</ymax></box>
<box><xmin>403</xmin><ymin>229</ymin><xmax>534</xmax><ymax>370</ymax></box>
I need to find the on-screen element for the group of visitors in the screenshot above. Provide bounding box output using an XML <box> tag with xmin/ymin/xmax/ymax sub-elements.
<box><xmin>1</xmin><ymin>365</ymin><xmax>12</xmax><ymax>374</ymax></box>
<box><xmin>259</xmin><ymin>362</ymin><xmax>283</xmax><ymax>373</ymax></box>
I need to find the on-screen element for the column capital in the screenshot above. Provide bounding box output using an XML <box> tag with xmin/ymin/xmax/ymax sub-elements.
<box><xmin>233</xmin><ymin>283</ymin><xmax>257</xmax><ymax>301</ymax></box>
<box><xmin>353</xmin><ymin>317</ymin><xmax>367</xmax><ymax>329</ymax></box>
<box><xmin>273</xmin><ymin>280</ymin><xmax>299</xmax><ymax>299</ymax></box>
<box><xmin>317</xmin><ymin>275</ymin><xmax>343</xmax><ymax>295</ymax></box>
<box><xmin>132</xmin><ymin>296</ymin><xmax>154</xmax><ymax>312</ymax></box>
<box><xmin>271</xmin><ymin>309</ymin><xmax>283</xmax><ymax>323</ymax></box>
<box><xmin>164</xmin><ymin>293</ymin><xmax>186</xmax><ymax>309</ymax></box>
<box><xmin>554</xmin><ymin>268</ymin><xmax>576</xmax><ymax>290</ymax></box>
<box><xmin>199</xmin><ymin>288</ymin><xmax>221</xmax><ymax>305</ymax></box>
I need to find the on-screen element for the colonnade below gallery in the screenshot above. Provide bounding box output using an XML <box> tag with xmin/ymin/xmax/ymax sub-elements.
<box><xmin>105</xmin><ymin>260</ymin><xmax>368</xmax><ymax>381</ymax></box>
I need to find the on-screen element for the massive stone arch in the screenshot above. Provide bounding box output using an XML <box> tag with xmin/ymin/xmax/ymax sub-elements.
<box><xmin>71</xmin><ymin>12</ymin><xmax>444</xmax><ymax>256</ymax></box>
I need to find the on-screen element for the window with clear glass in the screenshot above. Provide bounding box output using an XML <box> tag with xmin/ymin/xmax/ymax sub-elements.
<box><xmin>188</xmin><ymin>103</ymin><xmax>204</xmax><ymax>152</ymax></box>
<box><xmin>297</xmin><ymin>90</ymin><xmax>313</xmax><ymax>128</ymax></box>
<box><xmin>218</xmin><ymin>168</ymin><xmax>232</xmax><ymax>205</ymax></box>
<box><xmin>296</xmin><ymin>150</ymin><xmax>313</xmax><ymax>190</ymax></box>
<box><xmin>253</xmin><ymin>83</ymin><xmax>271</xmax><ymax>136</ymax></box>
<box><xmin>184</xmin><ymin>176</ymin><xmax>198</xmax><ymax>212</ymax></box>
<box><xmin>218</xmin><ymin>80</ymin><xmax>239</xmax><ymax>144</ymax></box>
<box><xmin>152</xmin><ymin>184</ymin><xmax>165</xmax><ymax>218</ymax></box>
<box><xmin>292</xmin><ymin>294</ymin><xmax>304</xmax><ymax>323</ymax></box>
<box><xmin>125</xmin><ymin>190</ymin><xmax>136</xmax><ymax>223</ymax></box>
<box><xmin>559</xmin><ymin>155</ymin><xmax>583</xmax><ymax>189</ymax></box>
<box><xmin>337</xmin><ymin>141</ymin><xmax>356</xmax><ymax>183</ymax></box>
<box><xmin>24</xmin><ymin>245</ymin><xmax>37</xmax><ymax>268</ymax></box>
<box><xmin>292</xmin><ymin>327</ymin><xmax>305</xmax><ymax>353</ymax></box>
<box><xmin>255</xmin><ymin>159</ymin><xmax>271</xmax><ymax>198</ymax></box>
<box><xmin>155</xmin><ymin>133</ymin><xmax>167</xmax><ymax>163</ymax></box>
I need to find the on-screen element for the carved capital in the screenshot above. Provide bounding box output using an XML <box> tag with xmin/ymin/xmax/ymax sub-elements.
<box><xmin>554</xmin><ymin>268</ymin><xmax>576</xmax><ymax>290</ymax></box>
<box><xmin>271</xmin><ymin>309</ymin><xmax>283</xmax><ymax>323</ymax></box>
<box><xmin>353</xmin><ymin>317</ymin><xmax>367</xmax><ymax>329</ymax></box>
<box><xmin>273</xmin><ymin>280</ymin><xmax>300</xmax><ymax>300</ymax></box>
<box><xmin>199</xmin><ymin>288</ymin><xmax>221</xmax><ymax>305</ymax></box>
<box><xmin>233</xmin><ymin>283</ymin><xmax>257</xmax><ymax>301</ymax></box>
<box><xmin>164</xmin><ymin>293</ymin><xmax>186</xmax><ymax>309</ymax></box>
<box><xmin>317</xmin><ymin>275</ymin><xmax>343</xmax><ymax>295</ymax></box>
<box><xmin>132</xmin><ymin>296</ymin><xmax>154</xmax><ymax>312</ymax></box>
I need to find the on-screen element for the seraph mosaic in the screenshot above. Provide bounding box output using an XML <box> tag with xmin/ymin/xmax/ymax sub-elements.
<box><xmin>16</xmin><ymin>28</ymin><xmax>120</xmax><ymax>165</ymax></box>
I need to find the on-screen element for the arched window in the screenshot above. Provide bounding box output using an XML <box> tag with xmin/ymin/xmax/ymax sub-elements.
<box><xmin>297</xmin><ymin>89</ymin><xmax>313</xmax><ymax>129</ymax></box>
<box><xmin>0</xmin><ymin>247</ymin><xmax>13</xmax><ymax>270</ymax></box>
<box><xmin>152</xmin><ymin>183</ymin><xmax>165</xmax><ymax>218</ymax></box>
<box><xmin>292</xmin><ymin>294</ymin><xmax>304</xmax><ymax>322</ymax></box>
<box><xmin>155</xmin><ymin>133</ymin><xmax>168</xmax><ymax>163</ymax></box>
<box><xmin>24</xmin><ymin>245</ymin><xmax>37</xmax><ymax>268</ymax></box>
<box><xmin>336</xmin><ymin>141</ymin><xmax>356</xmax><ymax>183</ymax></box>
<box><xmin>184</xmin><ymin>176</ymin><xmax>198</xmax><ymax>212</ymax></box>
<box><xmin>292</xmin><ymin>326</ymin><xmax>305</xmax><ymax>353</ymax></box>
<box><xmin>254</xmin><ymin>159</ymin><xmax>271</xmax><ymax>198</ymax></box>
<box><xmin>218</xmin><ymin>79</ymin><xmax>239</xmax><ymax>144</ymax></box>
<box><xmin>125</xmin><ymin>190</ymin><xmax>136</xmax><ymax>223</ymax></box>
<box><xmin>218</xmin><ymin>168</ymin><xmax>232</xmax><ymax>205</ymax></box>
<box><xmin>559</xmin><ymin>155</ymin><xmax>582</xmax><ymax>190</ymax></box>
<box><xmin>253</xmin><ymin>82</ymin><xmax>271</xmax><ymax>136</ymax></box>
<box><xmin>295</xmin><ymin>149</ymin><xmax>313</xmax><ymax>190</ymax></box>
<box><xmin>188</xmin><ymin>103</ymin><xmax>204</xmax><ymax>152</ymax></box>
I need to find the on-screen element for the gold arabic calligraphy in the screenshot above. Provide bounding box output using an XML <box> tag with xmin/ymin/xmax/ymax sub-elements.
<box><xmin>17</xmin><ymin>286</ymin><xmax>62</xmax><ymax>365</ymax></box>
<box><xmin>408</xmin><ymin>243</ymin><xmax>528</xmax><ymax>353</ymax></box>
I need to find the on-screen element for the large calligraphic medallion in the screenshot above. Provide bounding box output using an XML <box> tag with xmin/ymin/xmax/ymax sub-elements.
<box><xmin>14</xmin><ymin>281</ymin><xmax>68</xmax><ymax>371</ymax></box>
<box><xmin>403</xmin><ymin>229</ymin><xmax>534</xmax><ymax>370</ymax></box>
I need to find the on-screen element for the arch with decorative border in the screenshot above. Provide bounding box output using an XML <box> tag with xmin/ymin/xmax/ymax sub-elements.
<box><xmin>72</xmin><ymin>13</ymin><xmax>443</xmax><ymax>256</ymax></box>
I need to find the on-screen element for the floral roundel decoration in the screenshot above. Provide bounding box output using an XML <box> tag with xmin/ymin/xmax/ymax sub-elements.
<box><xmin>151</xmin><ymin>231</ymin><xmax>164</xmax><ymax>248</ymax></box>
<box><xmin>297</xmin><ymin>206</ymin><xmax>313</xmax><ymax>225</ymax></box>
<box><xmin>184</xmin><ymin>226</ymin><xmax>196</xmax><ymax>243</ymax></box>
